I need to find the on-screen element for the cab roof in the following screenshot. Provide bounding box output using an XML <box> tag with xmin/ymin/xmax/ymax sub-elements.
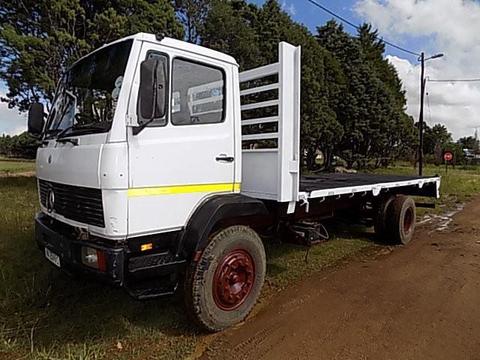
<box><xmin>97</xmin><ymin>33</ymin><xmax>239</xmax><ymax>67</ymax></box>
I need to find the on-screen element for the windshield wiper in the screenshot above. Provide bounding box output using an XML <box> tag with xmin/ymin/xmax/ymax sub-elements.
<box><xmin>56</xmin><ymin>123</ymin><xmax>109</xmax><ymax>139</ymax></box>
<box><xmin>55</xmin><ymin>124</ymin><xmax>77</xmax><ymax>139</ymax></box>
<box><xmin>53</xmin><ymin>124</ymin><xmax>79</xmax><ymax>146</ymax></box>
<box><xmin>56</xmin><ymin>137</ymin><xmax>78</xmax><ymax>146</ymax></box>
<box><xmin>44</xmin><ymin>128</ymin><xmax>62</xmax><ymax>138</ymax></box>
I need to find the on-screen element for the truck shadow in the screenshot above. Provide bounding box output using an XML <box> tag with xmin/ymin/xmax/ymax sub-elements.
<box><xmin>4</xmin><ymin>264</ymin><xmax>199</xmax><ymax>354</ymax></box>
<box><xmin>264</xmin><ymin>219</ymin><xmax>379</xmax><ymax>283</ymax></box>
<box><xmin>5</xmin><ymin>220</ymin><xmax>378</xmax><ymax>354</ymax></box>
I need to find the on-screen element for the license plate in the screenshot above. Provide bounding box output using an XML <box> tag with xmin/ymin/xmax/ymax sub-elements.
<box><xmin>45</xmin><ymin>247</ymin><xmax>61</xmax><ymax>268</ymax></box>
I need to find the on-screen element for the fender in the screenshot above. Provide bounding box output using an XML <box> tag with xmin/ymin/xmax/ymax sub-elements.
<box><xmin>177</xmin><ymin>193</ymin><xmax>269</xmax><ymax>258</ymax></box>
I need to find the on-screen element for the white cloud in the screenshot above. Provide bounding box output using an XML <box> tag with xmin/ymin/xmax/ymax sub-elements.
<box><xmin>0</xmin><ymin>90</ymin><xmax>27</xmax><ymax>136</ymax></box>
<box><xmin>355</xmin><ymin>0</ymin><xmax>480</xmax><ymax>139</ymax></box>
<box><xmin>282</xmin><ymin>0</ymin><xmax>296</xmax><ymax>16</ymax></box>
<box><xmin>11</xmin><ymin>125</ymin><xmax>27</xmax><ymax>135</ymax></box>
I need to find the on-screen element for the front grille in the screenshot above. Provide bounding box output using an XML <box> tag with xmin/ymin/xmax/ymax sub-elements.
<box><xmin>39</xmin><ymin>180</ymin><xmax>105</xmax><ymax>228</ymax></box>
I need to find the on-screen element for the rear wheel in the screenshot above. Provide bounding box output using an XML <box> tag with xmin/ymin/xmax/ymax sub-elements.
<box><xmin>184</xmin><ymin>225</ymin><xmax>266</xmax><ymax>332</ymax></box>
<box><xmin>387</xmin><ymin>195</ymin><xmax>416</xmax><ymax>245</ymax></box>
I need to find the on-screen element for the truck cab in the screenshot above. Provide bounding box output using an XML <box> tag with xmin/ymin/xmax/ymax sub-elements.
<box><xmin>36</xmin><ymin>34</ymin><xmax>244</xmax><ymax>240</ymax></box>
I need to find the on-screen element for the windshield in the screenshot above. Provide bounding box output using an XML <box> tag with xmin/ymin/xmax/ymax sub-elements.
<box><xmin>45</xmin><ymin>40</ymin><xmax>133</xmax><ymax>138</ymax></box>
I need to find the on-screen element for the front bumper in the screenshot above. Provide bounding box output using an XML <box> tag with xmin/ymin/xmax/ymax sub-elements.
<box><xmin>35</xmin><ymin>212</ymin><xmax>125</xmax><ymax>285</ymax></box>
<box><xmin>35</xmin><ymin>212</ymin><xmax>186</xmax><ymax>298</ymax></box>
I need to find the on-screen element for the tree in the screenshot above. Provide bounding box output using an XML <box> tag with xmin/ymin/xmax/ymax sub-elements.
<box><xmin>0</xmin><ymin>132</ymin><xmax>39</xmax><ymax>158</ymax></box>
<box><xmin>174</xmin><ymin>0</ymin><xmax>210</xmax><ymax>43</ymax></box>
<box><xmin>0</xmin><ymin>0</ymin><xmax>183</xmax><ymax>112</ymax></box>
<box><xmin>254</xmin><ymin>1</ymin><xmax>345</xmax><ymax>170</ymax></box>
<box><xmin>200</xmin><ymin>0</ymin><xmax>345</xmax><ymax>169</ymax></box>
<box><xmin>200</xmin><ymin>0</ymin><xmax>262</xmax><ymax>70</ymax></box>
<box><xmin>316</xmin><ymin>21</ymin><xmax>414</xmax><ymax>168</ymax></box>
<box><xmin>0</xmin><ymin>0</ymin><xmax>432</xmax><ymax>170</ymax></box>
<box><xmin>423</xmin><ymin>124</ymin><xmax>452</xmax><ymax>155</ymax></box>
<box><xmin>458</xmin><ymin>136</ymin><xmax>479</xmax><ymax>151</ymax></box>
<box><xmin>202</xmin><ymin>2</ymin><xmax>414</xmax><ymax>170</ymax></box>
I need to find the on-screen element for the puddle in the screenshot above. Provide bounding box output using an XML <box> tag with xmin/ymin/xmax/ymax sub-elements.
<box><xmin>418</xmin><ymin>203</ymin><xmax>465</xmax><ymax>233</ymax></box>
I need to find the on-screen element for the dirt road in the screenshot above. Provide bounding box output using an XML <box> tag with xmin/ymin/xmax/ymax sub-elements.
<box><xmin>202</xmin><ymin>197</ymin><xmax>480</xmax><ymax>360</ymax></box>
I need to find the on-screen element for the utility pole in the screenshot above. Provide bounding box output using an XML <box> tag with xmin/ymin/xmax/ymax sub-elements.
<box><xmin>417</xmin><ymin>51</ymin><xmax>443</xmax><ymax>176</ymax></box>
<box><xmin>418</xmin><ymin>52</ymin><xmax>425</xmax><ymax>176</ymax></box>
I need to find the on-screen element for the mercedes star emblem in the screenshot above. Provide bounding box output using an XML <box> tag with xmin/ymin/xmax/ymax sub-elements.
<box><xmin>47</xmin><ymin>189</ymin><xmax>55</xmax><ymax>213</ymax></box>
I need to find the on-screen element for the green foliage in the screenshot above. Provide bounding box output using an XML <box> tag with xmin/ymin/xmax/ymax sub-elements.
<box><xmin>423</xmin><ymin>123</ymin><xmax>452</xmax><ymax>155</ymax></box>
<box><xmin>375</xmin><ymin>163</ymin><xmax>480</xmax><ymax>205</ymax></box>
<box><xmin>0</xmin><ymin>0</ymin><xmax>183</xmax><ymax>111</ymax></box>
<box><xmin>316</xmin><ymin>21</ymin><xmax>417</xmax><ymax>168</ymax></box>
<box><xmin>200</xmin><ymin>0</ymin><xmax>262</xmax><ymax>70</ymax></box>
<box><xmin>458</xmin><ymin>136</ymin><xmax>479</xmax><ymax>151</ymax></box>
<box><xmin>200</xmin><ymin>1</ymin><xmax>343</xmax><ymax>168</ymax></box>
<box><xmin>1</xmin><ymin>0</ymin><xmax>425</xmax><ymax>170</ymax></box>
<box><xmin>175</xmin><ymin>0</ymin><xmax>211</xmax><ymax>43</ymax></box>
<box><xmin>0</xmin><ymin>132</ymin><xmax>39</xmax><ymax>159</ymax></box>
<box><xmin>255</xmin><ymin>1</ymin><xmax>345</xmax><ymax>169</ymax></box>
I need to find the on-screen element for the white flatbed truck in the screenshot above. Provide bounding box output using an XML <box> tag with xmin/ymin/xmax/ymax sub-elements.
<box><xmin>28</xmin><ymin>33</ymin><xmax>440</xmax><ymax>331</ymax></box>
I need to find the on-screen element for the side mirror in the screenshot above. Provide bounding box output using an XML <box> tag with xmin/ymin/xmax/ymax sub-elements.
<box><xmin>28</xmin><ymin>102</ymin><xmax>45</xmax><ymax>136</ymax></box>
<box><xmin>138</xmin><ymin>58</ymin><xmax>166</xmax><ymax>125</ymax></box>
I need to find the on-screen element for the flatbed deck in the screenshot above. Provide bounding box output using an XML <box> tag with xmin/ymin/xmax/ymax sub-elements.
<box><xmin>299</xmin><ymin>173</ymin><xmax>440</xmax><ymax>201</ymax></box>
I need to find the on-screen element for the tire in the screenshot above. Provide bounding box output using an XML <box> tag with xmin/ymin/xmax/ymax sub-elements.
<box><xmin>387</xmin><ymin>195</ymin><xmax>416</xmax><ymax>245</ymax></box>
<box><xmin>374</xmin><ymin>195</ymin><xmax>396</xmax><ymax>241</ymax></box>
<box><xmin>184</xmin><ymin>225</ymin><xmax>266</xmax><ymax>332</ymax></box>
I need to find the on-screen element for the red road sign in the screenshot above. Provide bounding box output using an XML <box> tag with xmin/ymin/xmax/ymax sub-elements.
<box><xmin>444</xmin><ymin>151</ymin><xmax>453</xmax><ymax>162</ymax></box>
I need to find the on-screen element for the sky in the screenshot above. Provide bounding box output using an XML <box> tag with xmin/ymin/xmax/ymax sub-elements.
<box><xmin>257</xmin><ymin>0</ymin><xmax>480</xmax><ymax>140</ymax></box>
<box><xmin>0</xmin><ymin>85</ymin><xmax>27</xmax><ymax>136</ymax></box>
<box><xmin>2</xmin><ymin>0</ymin><xmax>479</xmax><ymax>139</ymax></box>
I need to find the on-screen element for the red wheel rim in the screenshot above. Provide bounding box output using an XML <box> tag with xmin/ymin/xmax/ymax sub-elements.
<box><xmin>212</xmin><ymin>249</ymin><xmax>255</xmax><ymax>311</ymax></box>
<box><xmin>404</xmin><ymin>207</ymin><xmax>414</xmax><ymax>234</ymax></box>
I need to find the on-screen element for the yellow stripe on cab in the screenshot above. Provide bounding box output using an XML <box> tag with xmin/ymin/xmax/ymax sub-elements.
<box><xmin>128</xmin><ymin>182</ymin><xmax>241</xmax><ymax>197</ymax></box>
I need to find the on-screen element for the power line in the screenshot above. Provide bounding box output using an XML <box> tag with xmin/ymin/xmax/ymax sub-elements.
<box><xmin>305</xmin><ymin>0</ymin><xmax>359</xmax><ymax>30</ymax></box>
<box><xmin>380</xmin><ymin>38</ymin><xmax>421</xmax><ymax>57</ymax></box>
<box><xmin>305</xmin><ymin>0</ymin><xmax>421</xmax><ymax>57</ymax></box>
<box><xmin>428</xmin><ymin>78</ymin><xmax>480</xmax><ymax>83</ymax></box>
<box><xmin>426</xmin><ymin>91</ymin><xmax>432</xmax><ymax>124</ymax></box>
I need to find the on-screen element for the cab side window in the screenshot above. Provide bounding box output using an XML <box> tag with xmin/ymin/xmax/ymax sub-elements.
<box><xmin>171</xmin><ymin>59</ymin><xmax>225</xmax><ymax>125</ymax></box>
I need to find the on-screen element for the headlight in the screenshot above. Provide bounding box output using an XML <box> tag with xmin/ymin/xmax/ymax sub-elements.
<box><xmin>81</xmin><ymin>246</ymin><xmax>107</xmax><ymax>272</ymax></box>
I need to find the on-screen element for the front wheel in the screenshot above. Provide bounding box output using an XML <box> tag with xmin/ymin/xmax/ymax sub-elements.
<box><xmin>184</xmin><ymin>225</ymin><xmax>266</xmax><ymax>332</ymax></box>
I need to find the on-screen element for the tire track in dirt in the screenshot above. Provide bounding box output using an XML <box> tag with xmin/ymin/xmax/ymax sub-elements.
<box><xmin>201</xmin><ymin>197</ymin><xmax>480</xmax><ymax>360</ymax></box>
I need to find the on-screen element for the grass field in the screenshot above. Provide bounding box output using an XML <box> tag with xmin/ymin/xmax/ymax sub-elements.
<box><xmin>1</xmin><ymin>164</ymin><xmax>479</xmax><ymax>359</ymax></box>
<box><xmin>374</xmin><ymin>163</ymin><xmax>480</xmax><ymax>212</ymax></box>
<box><xmin>0</xmin><ymin>158</ymin><xmax>35</xmax><ymax>176</ymax></box>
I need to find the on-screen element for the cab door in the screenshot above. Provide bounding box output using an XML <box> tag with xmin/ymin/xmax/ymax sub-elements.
<box><xmin>127</xmin><ymin>43</ymin><xmax>236</xmax><ymax>236</ymax></box>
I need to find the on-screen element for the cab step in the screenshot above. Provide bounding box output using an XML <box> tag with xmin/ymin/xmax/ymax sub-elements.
<box><xmin>128</xmin><ymin>250</ymin><xmax>186</xmax><ymax>278</ymax></box>
<box><xmin>126</xmin><ymin>278</ymin><xmax>178</xmax><ymax>300</ymax></box>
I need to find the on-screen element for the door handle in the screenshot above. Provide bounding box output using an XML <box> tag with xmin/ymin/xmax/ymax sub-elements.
<box><xmin>216</xmin><ymin>155</ymin><xmax>234</xmax><ymax>163</ymax></box>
